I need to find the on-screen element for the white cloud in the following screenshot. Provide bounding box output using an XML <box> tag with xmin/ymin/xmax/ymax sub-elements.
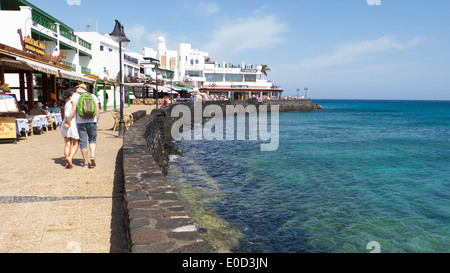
<box><xmin>293</xmin><ymin>36</ymin><xmax>426</xmax><ymax>70</ymax></box>
<box><xmin>126</xmin><ymin>24</ymin><xmax>171</xmax><ymax>53</ymax></box>
<box><xmin>253</xmin><ymin>5</ymin><xmax>270</xmax><ymax>14</ymax></box>
<box><xmin>203</xmin><ymin>16</ymin><xmax>289</xmax><ymax>61</ymax></box>
<box><xmin>275</xmin><ymin>36</ymin><xmax>428</xmax><ymax>99</ymax></box>
<box><xmin>66</xmin><ymin>0</ymin><xmax>81</xmax><ymax>6</ymax></box>
<box><xmin>126</xmin><ymin>24</ymin><xmax>146</xmax><ymax>51</ymax></box>
<box><xmin>197</xmin><ymin>1</ymin><xmax>220</xmax><ymax>16</ymax></box>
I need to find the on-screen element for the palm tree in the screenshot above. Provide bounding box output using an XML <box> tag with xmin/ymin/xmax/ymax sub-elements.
<box><xmin>261</xmin><ymin>64</ymin><xmax>271</xmax><ymax>77</ymax></box>
<box><xmin>205</xmin><ymin>57</ymin><xmax>213</xmax><ymax>64</ymax></box>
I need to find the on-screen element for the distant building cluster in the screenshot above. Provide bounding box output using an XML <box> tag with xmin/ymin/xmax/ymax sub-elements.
<box><xmin>0</xmin><ymin>0</ymin><xmax>283</xmax><ymax>110</ymax></box>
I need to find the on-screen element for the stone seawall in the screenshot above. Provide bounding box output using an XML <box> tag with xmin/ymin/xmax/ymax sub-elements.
<box><xmin>174</xmin><ymin>98</ymin><xmax>317</xmax><ymax>113</ymax></box>
<box><xmin>122</xmin><ymin>100</ymin><xmax>319</xmax><ymax>253</ymax></box>
<box><xmin>122</xmin><ymin>113</ymin><xmax>211</xmax><ymax>253</ymax></box>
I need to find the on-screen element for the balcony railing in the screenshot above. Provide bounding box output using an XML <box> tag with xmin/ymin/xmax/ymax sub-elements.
<box><xmin>124</xmin><ymin>54</ymin><xmax>139</xmax><ymax>64</ymax></box>
<box><xmin>31</xmin><ymin>11</ymin><xmax>92</xmax><ymax>52</ymax></box>
<box><xmin>63</xmin><ymin>61</ymin><xmax>76</xmax><ymax>72</ymax></box>
<box><xmin>78</xmin><ymin>38</ymin><xmax>92</xmax><ymax>50</ymax></box>
<box><xmin>60</xmin><ymin>27</ymin><xmax>77</xmax><ymax>43</ymax></box>
<box><xmin>82</xmin><ymin>67</ymin><xmax>91</xmax><ymax>75</ymax></box>
<box><xmin>32</xmin><ymin>11</ymin><xmax>57</xmax><ymax>32</ymax></box>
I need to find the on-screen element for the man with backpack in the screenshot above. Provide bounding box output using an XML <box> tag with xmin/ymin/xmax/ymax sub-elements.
<box><xmin>64</xmin><ymin>84</ymin><xmax>100</xmax><ymax>169</ymax></box>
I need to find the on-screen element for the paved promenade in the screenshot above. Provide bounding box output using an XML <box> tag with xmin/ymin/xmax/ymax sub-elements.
<box><xmin>0</xmin><ymin>105</ymin><xmax>155</xmax><ymax>253</ymax></box>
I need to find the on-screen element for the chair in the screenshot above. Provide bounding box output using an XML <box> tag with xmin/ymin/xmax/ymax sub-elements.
<box><xmin>111</xmin><ymin>111</ymin><xmax>133</xmax><ymax>131</ymax></box>
<box><xmin>47</xmin><ymin>117</ymin><xmax>55</xmax><ymax>131</ymax></box>
<box><xmin>127</xmin><ymin>114</ymin><xmax>134</xmax><ymax>127</ymax></box>
<box><xmin>27</xmin><ymin>118</ymin><xmax>34</xmax><ymax>137</ymax></box>
<box><xmin>29</xmin><ymin>109</ymin><xmax>47</xmax><ymax>115</ymax></box>
<box><xmin>111</xmin><ymin>111</ymin><xmax>120</xmax><ymax>131</ymax></box>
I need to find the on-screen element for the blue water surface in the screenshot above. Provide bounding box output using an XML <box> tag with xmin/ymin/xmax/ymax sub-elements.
<box><xmin>167</xmin><ymin>100</ymin><xmax>450</xmax><ymax>253</ymax></box>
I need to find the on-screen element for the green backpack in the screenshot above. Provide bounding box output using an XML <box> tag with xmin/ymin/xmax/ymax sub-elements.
<box><xmin>77</xmin><ymin>92</ymin><xmax>97</xmax><ymax>119</ymax></box>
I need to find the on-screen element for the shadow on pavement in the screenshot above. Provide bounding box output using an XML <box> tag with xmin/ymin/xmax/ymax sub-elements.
<box><xmin>109</xmin><ymin>147</ymin><xmax>129</xmax><ymax>253</ymax></box>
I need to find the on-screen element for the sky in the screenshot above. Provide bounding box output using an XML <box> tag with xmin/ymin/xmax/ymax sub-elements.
<box><xmin>28</xmin><ymin>0</ymin><xmax>450</xmax><ymax>100</ymax></box>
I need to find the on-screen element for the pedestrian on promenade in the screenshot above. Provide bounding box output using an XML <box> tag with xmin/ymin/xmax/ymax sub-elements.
<box><xmin>60</xmin><ymin>88</ymin><xmax>79</xmax><ymax>169</ymax></box>
<box><xmin>64</xmin><ymin>84</ymin><xmax>100</xmax><ymax>169</ymax></box>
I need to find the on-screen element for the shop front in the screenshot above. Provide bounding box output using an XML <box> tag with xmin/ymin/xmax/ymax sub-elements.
<box><xmin>199</xmin><ymin>86</ymin><xmax>284</xmax><ymax>101</ymax></box>
<box><xmin>0</xmin><ymin>41</ymin><xmax>95</xmax><ymax>111</ymax></box>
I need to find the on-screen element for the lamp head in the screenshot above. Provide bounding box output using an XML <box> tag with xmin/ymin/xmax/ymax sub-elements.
<box><xmin>109</xmin><ymin>20</ymin><xmax>124</xmax><ymax>42</ymax></box>
<box><xmin>120</xmin><ymin>26</ymin><xmax>131</xmax><ymax>47</ymax></box>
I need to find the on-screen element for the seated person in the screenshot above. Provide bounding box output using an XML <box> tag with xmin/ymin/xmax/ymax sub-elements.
<box><xmin>35</xmin><ymin>102</ymin><xmax>50</xmax><ymax>117</ymax></box>
<box><xmin>50</xmin><ymin>102</ymin><xmax>61</xmax><ymax>114</ymax></box>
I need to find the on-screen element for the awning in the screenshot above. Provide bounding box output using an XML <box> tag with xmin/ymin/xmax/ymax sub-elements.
<box><xmin>14</xmin><ymin>56</ymin><xmax>61</xmax><ymax>76</ymax></box>
<box><xmin>147</xmin><ymin>85</ymin><xmax>172</xmax><ymax>92</ymax></box>
<box><xmin>0</xmin><ymin>48</ymin><xmax>60</xmax><ymax>75</ymax></box>
<box><xmin>59</xmin><ymin>41</ymin><xmax>78</xmax><ymax>52</ymax></box>
<box><xmin>0</xmin><ymin>47</ymin><xmax>95</xmax><ymax>83</ymax></box>
<box><xmin>173</xmin><ymin>86</ymin><xmax>193</xmax><ymax>91</ymax></box>
<box><xmin>79</xmin><ymin>50</ymin><xmax>92</xmax><ymax>58</ymax></box>
<box><xmin>31</xmin><ymin>29</ymin><xmax>58</xmax><ymax>43</ymax></box>
<box><xmin>59</xmin><ymin>70</ymin><xmax>96</xmax><ymax>83</ymax></box>
<box><xmin>0</xmin><ymin>58</ymin><xmax>33</xmax><ymax>71</ymax></box>
<box><xmin>123</xmin><ymin>83</ymin><xmax>152</xmax><ymax>88</ymax></box>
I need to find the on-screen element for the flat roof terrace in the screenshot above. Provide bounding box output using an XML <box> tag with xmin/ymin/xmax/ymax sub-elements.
<box><xmin>200</xmin><ymin>87</ymin><xmax>283</xmax><ymax>93</ymax></box>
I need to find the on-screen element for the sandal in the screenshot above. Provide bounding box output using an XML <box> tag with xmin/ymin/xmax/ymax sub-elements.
<box><xmin>90</xmin><ymin>157</ymin><xmax>96</xmax><ymax>168</ymax></box>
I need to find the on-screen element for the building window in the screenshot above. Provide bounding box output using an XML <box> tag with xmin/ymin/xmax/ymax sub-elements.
<box><xmin>186</xmin><ymin>70</ymin><xmax>203</xmax><ymax>77</ymax></box>
<box><xmin>244</xmin><ymin>74</ymin><xmax>257</xmax><ymax>82</ymax></box>
<box><xmin>225</xmin><ymin>74</ymin><xmax>243</xmax><ymax>82</ymax></box>
<box><xmin>206</xmin><ymin>73</ymin><xmax>224</xmax><ymax>82</ymax></box>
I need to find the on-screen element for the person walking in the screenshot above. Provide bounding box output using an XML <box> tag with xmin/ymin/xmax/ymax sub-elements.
<box><xmin>64</xmin><ymin>84</ymin><xmax>100</xmax><ymax>169</ymax></box>
<box><xmin>60</xmin><ymin>88</ymin><xmax>79</xmax><ymax>169</ymax></box>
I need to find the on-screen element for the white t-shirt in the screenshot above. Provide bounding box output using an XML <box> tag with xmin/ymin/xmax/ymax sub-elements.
<box><xmin>70</xmin><ymin>92</ymin><xmax>100</xmax><ymax>124</ymax></box>
<box><xmin>61</xmin><ymin>100</ymin><xmax>79</xmax><ymax>139</ymax></box>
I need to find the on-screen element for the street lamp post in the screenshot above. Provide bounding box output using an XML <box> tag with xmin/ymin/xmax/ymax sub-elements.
<box><xmin>170</xmin><ymin>78</ymin><xmax>173</xmax><ymax>104</ymax></box>
<box><xmin>155</xmin><ymin>62</ymin><xmax>159</xmax><ymax>109</ymax></box>
<box><xmin>110</xmin><ymin>20</ymin><xmax>130</xmax><ymax>137</ymax></box>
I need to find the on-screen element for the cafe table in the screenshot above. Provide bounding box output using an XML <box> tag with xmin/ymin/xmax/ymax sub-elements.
<box><xmin>27</xmin><ymin>115</ymin><xmax>48</xmax><ymax>132</ymax></box>
<box><xmin>51</xmin><ymin>113</ymin><xmax>63</xmax><ymax>127</ymax></box>
<box><xmin>15</xmin><ymin>118</ymin><xmax>30</xmax><ymax>136</ymax></box>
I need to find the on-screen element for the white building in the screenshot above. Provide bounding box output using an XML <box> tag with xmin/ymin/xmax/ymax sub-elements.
<box><xmin>123</xmin><ymin>51</ymin><xmax>145</xmax><ymax>82</ymax></box>
<box><xmin>75</xmin><ymin>31</ymin><xmax>144</xmax><ymax>108</ymax></box>
<box><xmin>75</xmin><ymin>31</ymin><xmax>120</xmax><ymax>82</ymax></box>
<box><xmin>176</xmin><ymin>42</ymin><xmax>208</xmax><ymax>89</ymax></box>
<box><xmin>0</xmin><ymin>4</ymin><xmax>93</xmax><ymax>77</ymax></box>
<box><xmin>143</xmin><ymin>37</ymin><xmax>208</xmax><ymax>85</ymax></box>
<box><xmin>0</xmin><ymin>0</ymin><xmax>96</xmax><ymax>106</ymax></box>
<box><xmin>144</xmin><ymin>36</ymin><xmax>283</xmax><ymax>99</ymax></box>
<box><xmin>75</xmin><ymin>31</ymin><xmax>143</xmax><ymax>82</ymax></box>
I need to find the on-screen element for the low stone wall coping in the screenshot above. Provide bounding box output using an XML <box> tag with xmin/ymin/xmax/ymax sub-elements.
<box><xmin>123</xmin><ymin>114</ymin><xmax>211</xmax><ymax>253</ymax></box>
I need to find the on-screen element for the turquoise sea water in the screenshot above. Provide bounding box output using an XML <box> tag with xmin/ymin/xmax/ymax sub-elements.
<box><xmin>166</xmin><ymin>100</ymin><xmax>450</xmax><ymax>253</ymax></box>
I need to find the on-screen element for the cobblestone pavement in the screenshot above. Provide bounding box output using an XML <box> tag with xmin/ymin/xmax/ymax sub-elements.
<box><xmin>0</xmin><ymin>105</ymin><xmax>154</xmax><ymax>253</ymax></box>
